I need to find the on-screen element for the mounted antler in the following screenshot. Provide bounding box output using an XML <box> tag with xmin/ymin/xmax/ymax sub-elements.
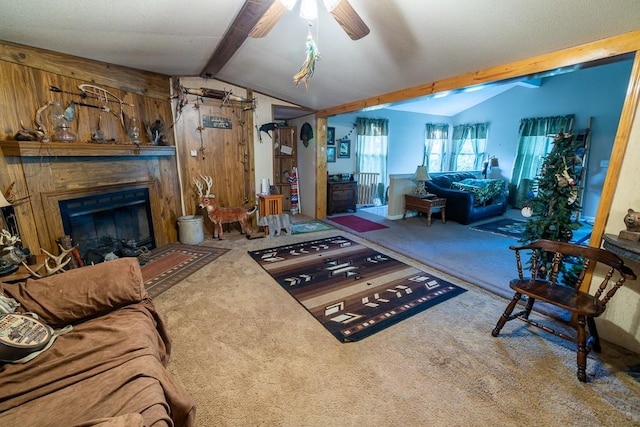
<box><xmin>22</xmin><ymin>245</ymin><xmax>74</xmax><ymax>278</ymax></box>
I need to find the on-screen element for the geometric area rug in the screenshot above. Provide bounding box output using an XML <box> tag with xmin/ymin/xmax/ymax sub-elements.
<box><xmin>248</xmin><ymin>235</ymin><xmax>467</xmax><ymax>342</ymax></box>
<box><xmin>140</xmin><ymin>243</ymin><xmax>229</xmax><ymax>299</ymax></box>
<box><xmin>470</xmin><ymin>218</ymin><xmax>527</xmax><ymax>240</ymax></box>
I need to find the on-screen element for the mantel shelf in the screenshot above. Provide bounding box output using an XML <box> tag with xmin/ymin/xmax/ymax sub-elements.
<box><xmin>0</xmin><ymin>140</ymin><xmax>176</xmax><ymax>157</ymax></box>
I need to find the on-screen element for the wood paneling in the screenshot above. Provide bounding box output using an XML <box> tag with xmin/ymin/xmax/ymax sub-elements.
<box><xmin>173</xmin><ymin>96</ymin><xmax>255</xmax><ymax>236</ymax></box>
<box><xmin>0</xmin><ymin>42</ymin><xmax>181</xmax><ymax>254</ymax></box>
<box><xmin>0</xmin><ymin>40</ymin><xmax>169</xmax><ymax>100</ymax></box>
<box><xmin>315</xmin><ymin>117</ymin><xmax>328</xmax><ymax>219</ymax></box>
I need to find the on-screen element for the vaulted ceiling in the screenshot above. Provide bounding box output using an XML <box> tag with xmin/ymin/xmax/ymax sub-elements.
<box><xmin>1</xmin><ymin>0</ymin><xmax>639</xmax><ymax>115</ymax></box>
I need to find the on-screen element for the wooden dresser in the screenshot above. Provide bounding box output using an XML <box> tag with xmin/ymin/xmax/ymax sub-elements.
<box><xmin>327</xmin><ymin>180</ymin><xmax>357</xmax><ymax>215</ymax></box>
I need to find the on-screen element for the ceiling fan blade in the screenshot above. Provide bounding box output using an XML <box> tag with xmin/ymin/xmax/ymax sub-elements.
<box><xmin>329</xmin><ymin>0</ymin><xmax>370</xmax><ymax>40</ymax></box>
<box><xmin>249</xmin><ymin>1</ymin><xmax>287</xmax><ymax>38</ymax></box>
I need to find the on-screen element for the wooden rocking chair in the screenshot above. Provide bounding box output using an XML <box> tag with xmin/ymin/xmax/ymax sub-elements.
<box><xmin>491</xmin><ymin>239</ymin><xmax>636</xmax><ymax>382</ymax></box>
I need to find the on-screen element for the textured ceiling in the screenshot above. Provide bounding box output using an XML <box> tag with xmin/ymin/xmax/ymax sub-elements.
<box><xmin>1</xmin><ymin>0</ymin><xmax>639</xmax><ymax>115</ymax></box>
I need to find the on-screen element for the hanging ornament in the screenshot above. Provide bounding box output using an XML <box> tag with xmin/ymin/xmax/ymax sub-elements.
<box><xmin>561</xmin><ymin>157</ymin><xmax>576</xmax><ymax>185</ymax></box>
<box><xmin>521</xmin><ymin>205</ymin><xmax>533</xmax><ymax>218</ymax></box>
<box><xmin>293</xmin><ymin>23</ymin><xmax>321</xmax><ymax>89</ymax></box>
<box><xmin>555</xmin><ymin>173</ymin><xmax>569</xmax><ymax>187</ymax></box>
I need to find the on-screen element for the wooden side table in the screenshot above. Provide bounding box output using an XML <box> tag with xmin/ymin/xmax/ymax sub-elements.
<box><xmin>403</xmin><ymin>194</ymin><xmax>446</xmax><ymax>226</ymax></box>
<box><xmin>0</xmin><ymin>255</ymin><xmax>47</xmax><ymax>283</ymax></box>
<box><xmin>258</xmin><ymin>194</ymin><xmax>284</xmax><ymax>217</ymax></box>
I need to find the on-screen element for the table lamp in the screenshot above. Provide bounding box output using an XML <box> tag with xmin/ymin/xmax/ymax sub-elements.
<box><xmin>414</xmin><ymin>165</ymin><xmax>431</xmax><ymax>197</ymax></box>
<box><xmin>488</xmin><ymin>156</ymin><xmax>499</xmax><ymax>178</ymax></box>
<box><xmin>0</xmin><ymin>192</ymin><xmax>11</xmax><ymax>230</ymax></box>
<box><xmin>0</xmin><ymin>192</ymin><xmax>10</xmax><ymax>209</ymax></box>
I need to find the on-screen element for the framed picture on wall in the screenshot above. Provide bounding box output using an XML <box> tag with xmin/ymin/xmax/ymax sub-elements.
<box><xmin>338</xmin><ymin>139</ymin><xmax>350</xmax><ymax>158</ymax></box>
<box><xmin>327</xmin><ymin>127</ymin><xmax>335</xmax><ymax>145</ymax></box>
<box><xmin>327</xmin><ymin>146</ymin><xmax>336</xmax><ymax>162</ymax></box>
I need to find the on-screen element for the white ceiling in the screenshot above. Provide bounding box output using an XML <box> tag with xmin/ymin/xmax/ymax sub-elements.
<box><xmin>0</xmin><ymin>0</ymin><xmax>639</xmax><ymax>116</ymax></box>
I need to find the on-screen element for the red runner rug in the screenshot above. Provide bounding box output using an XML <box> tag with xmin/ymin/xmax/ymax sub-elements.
<box><xmin>141</xmin><ymin>243</ymin><xmax>229</xmax><ymax>298</ymax></box>
<box><xmin>248</xmin><ymin>235</ymin><xmax>466</xmax><ymax>342</ymax></box>
<box><xmin>328</xmin><ymin>215</ymin><xmax>388</xmax><ymax>232</ymax></box>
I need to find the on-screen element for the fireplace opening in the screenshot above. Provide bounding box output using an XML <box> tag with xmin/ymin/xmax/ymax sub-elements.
<box><xmin>59</xmin><ymin>188</ymin><xmax>156</xmax><ymax>264</ymax></box>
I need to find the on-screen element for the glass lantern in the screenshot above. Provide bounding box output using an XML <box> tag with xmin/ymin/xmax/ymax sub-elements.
<box><xmin>50</xmin><ymin>101</ymin><xmax>76</xmax><ymax>142</ymax></box>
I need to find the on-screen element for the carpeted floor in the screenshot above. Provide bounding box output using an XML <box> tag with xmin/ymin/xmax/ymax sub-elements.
<box><xmin>248</xmin><ymin>235</ymin><xmax>466</xmax><ymax>341</ymax></box>
<box><xmin>140</xmin><ymin>243</ymin><xmax>229</xmax><ymax>298</ymax></box>
<box><xmin>152</xmin><ymin>229</ymin><xmax>640</xmax><ymax>426</ymax></box>
<box><xmin>326</xmin><ymin>214</ymin><xmax>389</xmax><ymax>232</ymax></box>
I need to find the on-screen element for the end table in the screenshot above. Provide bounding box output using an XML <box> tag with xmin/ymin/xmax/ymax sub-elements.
<box><xmin>403</xmin><ymin>194</ymin><xmax>446</xmax><ymax>227</ymax></box>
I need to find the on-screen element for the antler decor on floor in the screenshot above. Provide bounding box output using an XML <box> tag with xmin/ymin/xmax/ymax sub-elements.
<box><xmin>22</xmin><ymin>245</ymin><xmax>75</xmax><ymax>278</ymax></box>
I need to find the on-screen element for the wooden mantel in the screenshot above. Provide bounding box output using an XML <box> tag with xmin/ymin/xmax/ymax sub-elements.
<box><xmin>0</xmin><ymin>141</ymin><xmax>176</xmax><ymax>157</ymax></box>
<box><xmin>1</xmin><ymin>141</ymin><xmax>181</xmax><ymax>255</ymax></box>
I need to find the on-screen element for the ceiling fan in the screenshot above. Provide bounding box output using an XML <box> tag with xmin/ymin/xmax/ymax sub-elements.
<box><xmin>249</xmin><ymin>0</ymin><xmax>370</xmax><ymax>40</ymax></box>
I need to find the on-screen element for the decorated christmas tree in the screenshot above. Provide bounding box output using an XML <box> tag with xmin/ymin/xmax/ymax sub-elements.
<box><xmin>521</xmin><ymin>132</ymin><xmax>584</xmax><ymax>282</ymax></box>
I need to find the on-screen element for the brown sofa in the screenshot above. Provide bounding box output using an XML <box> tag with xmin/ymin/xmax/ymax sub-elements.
<box><xmin>0</xmin><ymin>258</ymin><xmax>196</xmax><ymax>427</ymax></box>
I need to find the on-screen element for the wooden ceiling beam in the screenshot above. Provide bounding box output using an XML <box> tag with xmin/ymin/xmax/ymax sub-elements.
<box><xmin>200</xmin><ymin>0</ymin><xmax>275</xmax><ymax>78</ymax></box>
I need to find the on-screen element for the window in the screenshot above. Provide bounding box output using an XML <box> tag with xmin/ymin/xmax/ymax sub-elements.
<box><xmin>424</xmin><ymin>123</ymin><xmax>448</xmax><ymax>172</ymax></box>
<box><xmin>451</xmin><ymin>123</ymin><xmax>489</xmax><ymax>171</ymax></box>
<box><xmin>355</xmin><ymin>117</ymin><xmax>389</xmax><ymax>203</ymax></box>
<box><xmin>456</xmin><ymin>139</ymin><xmax>476</xmax><ymax>171</ymax></box>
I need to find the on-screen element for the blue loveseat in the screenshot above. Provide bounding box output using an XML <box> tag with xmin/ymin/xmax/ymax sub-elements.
<box><xmin>425</xmin><ymin>172</ymin><xmax>508</xmax><ymax>224</ymax></box>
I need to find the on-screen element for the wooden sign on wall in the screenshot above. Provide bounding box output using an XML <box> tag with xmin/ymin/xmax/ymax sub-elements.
<box><xmin>203</xmin><ymin>116</ymin><xmax>232</xmax><ymax>129</ymax></box>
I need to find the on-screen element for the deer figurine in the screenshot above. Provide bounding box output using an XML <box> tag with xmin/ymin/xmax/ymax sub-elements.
<box><xmin>194</xmin><ymin>175</ymin><xmax>256</xmax><ymax>239</ymax></box>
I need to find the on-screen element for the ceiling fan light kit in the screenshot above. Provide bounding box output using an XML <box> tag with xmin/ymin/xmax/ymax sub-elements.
<box><xmin>299</xmin><ymin>0</ymin><xmax>318</xmax><ymax>20</ymax></box>
<box><xmin>253</xmin><ymin>0</ymin><xmax>369</xmax><ymax>41</ymax></box>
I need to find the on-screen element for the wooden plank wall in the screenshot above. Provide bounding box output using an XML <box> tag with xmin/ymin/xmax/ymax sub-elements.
<box><xmin>0</xmin><ymin>41</ymin><xmax>181</xmax><ymax>253</ymax></box>
<box><xmin>172</xmin><ymin>88</ymin><xmax>255</xmax><ymax>237</ymax></box>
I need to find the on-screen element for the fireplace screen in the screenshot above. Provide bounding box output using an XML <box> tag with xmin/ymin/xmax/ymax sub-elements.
<box><xmin>59</xmin><ymin>188</ymin><xmax>155</xmax><ymax>263</ymax></box>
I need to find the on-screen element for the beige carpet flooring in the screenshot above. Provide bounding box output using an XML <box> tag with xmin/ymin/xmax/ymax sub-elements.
<box><xmin>153</xmin><ymin>229</ymin><xmax>640</xmax><ymax>427</ymax></box>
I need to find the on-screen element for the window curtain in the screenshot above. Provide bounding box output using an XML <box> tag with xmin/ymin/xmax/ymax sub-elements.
<box><xmin>356</xmin><ymin>117</ymin><xmax>389</xmax><ymax>204</ymax></box>
<box><xmin>424</xmin><ymin>123</ymin><xmax>448</xmax><ymax>172</ymax></box>
<box><xmin>450</xmin><ymin>123</ymin><xmax>488</xmax><ymax>171</ymax></box>
<box><xmin>510</xmin><ymin>115</ymin><xmax>574</xmax><ymax>208</ymax></box>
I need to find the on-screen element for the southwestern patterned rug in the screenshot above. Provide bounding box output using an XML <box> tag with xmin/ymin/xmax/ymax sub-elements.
<box><xmin>248</xmin><ymin>235</ymin><xmax>467</xmax><ymax>342</ymax></box>
<box><xmin>141</xmin><ymin>243</ymin><xmax>229</xmax><ymax>298</ymax></box>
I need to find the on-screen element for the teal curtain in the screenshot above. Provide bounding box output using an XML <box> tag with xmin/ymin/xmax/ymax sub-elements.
<box><xmin>451</xmin><ymin>123</ymin><xmax>488</xmax><ymax>170</ymax></box>
<box><xmin>510</xmin><ymin>115</ymin><xmax>574</xmax><ymax>207</ymax></box>
<box><xmin>424</xmin><ymin>123</ymin><xmax>448</xmax><ymax>172</ymax></box>
<box><xmin>356</xmin><ymin>117</ymin><xmax>389</xmax><ymax>203</ymax></box>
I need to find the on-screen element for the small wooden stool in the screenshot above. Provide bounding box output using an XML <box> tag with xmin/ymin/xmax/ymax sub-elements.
<box><xmin>258</xmin><ymin>194</ymin><xmax>284</xmax><ymax>217</ymax></box>
<box><xmin>258</xmin><ymin>194</ymin><xmax>284</xmax><ymax>235</ymax></box>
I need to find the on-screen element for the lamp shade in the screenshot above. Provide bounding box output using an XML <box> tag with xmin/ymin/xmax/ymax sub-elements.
<box><xmin>415</xmin><ymin>165</ymin><xmax>431</xmax><ymax>181</ymax></box>
<box><xmin>490</xmin><ymin>157</ymin><xmax>499</xmax><ymax>167</ymax></box>
<box><xmin>0</xmin><ymin>192</ymin><xmax>11</xmax><ymax>208</ymax></box>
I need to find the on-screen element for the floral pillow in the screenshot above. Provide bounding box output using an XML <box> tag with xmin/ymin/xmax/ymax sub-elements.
<box><xmin>451</xmin><ymin>179</ymin><xmax>506</xmax><ymax>206</ymax></box>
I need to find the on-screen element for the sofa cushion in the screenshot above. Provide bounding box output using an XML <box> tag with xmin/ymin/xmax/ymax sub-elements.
<box><xmin>4</xmin><ymin>258</ymin><xmax>146</xmax><ymax>328</ymax></box>
<box><xmin>451</xmin><ymin>179</ymin><xmax>506</xmax><ymax>206</ymax></box>
<box><xmin>0</xmin><ymin>301</ymin><xmax>195</xmax><ymax>426</ymax></box>
<box><xmin>430</xmin><ymin>172</ymin><xmax>478</xmax><ymax>189</ymax></box>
